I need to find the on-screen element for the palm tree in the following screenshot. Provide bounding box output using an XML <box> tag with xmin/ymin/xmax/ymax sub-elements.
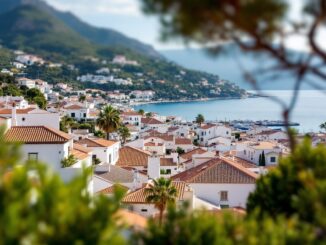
<box><xmin>138</xmin><ymin>109</ymin><xmax>145</xmax><ymax>116</ymax></box>
<box><xmin>96</xmin><ymin>105</ymin><xmax>121</xmax><ymax>140</ymax></box>
<box><xmin>118</xmin><ymin>124</ymin><xmax>131</xmax><ymax>145</ymax></box>
<box><xmin>320</xmin><ymin>122</ymin><xmax>326</xmax><ymax>132</ymax></box>
<box><xmin>145</xmin><ymin>178</ymin><xmax>178</xmax><ymax>225</ymax></box>
<box><xmin>60</xmin><ymin>116</ymin><xmax>75</xmax><ymax>133</ymax></box>
<box><xmin>195</xmin><ymin>114</ymin><xmax>205</xmax><ymax>125</ymax></box>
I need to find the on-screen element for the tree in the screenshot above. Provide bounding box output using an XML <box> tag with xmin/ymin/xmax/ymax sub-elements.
<box><xmin>96</xmin><ymin>105</ymin><xmax>121</xmax><ymax>140</ymax></box>
<box><xmin>259</xmin><ymin>151</ymin><xmax>266</xmax><ymax>166</ymax></box>
<box><xmin>138</xmin><ymin>109</ymin><xmax>145</xmax><ymax>116</ymax></box>
<box><xmin>145</xmin><ymin>178</ymin><xmax>178</xmax><ymax>225</ymax></box>
<box><xmin>25</xmin><ymin>88</ymin><xmax>47</xmax><ymax>109</ymax></box>
<box><xmin>140</xmin><ymin>0</ymin><xmax>326</xmax><ymax>150</ymax></box>
<box><xmin>145</xmin><ymin>112</ymin><xmax>152</xmax><ymax>118</ymax></box>
<box><xmin>118</xmin><ymin>125</ymin><xmax>131</xmax><ymax>145</ymax></box>
<box><xmin>61</xmin><ymin>154</ymin><xmax>78</xmax><ymax>168</ymax></box>
<box><xmin>247</xmin><ymin>139</ymin><xmax>326</xmax><ymax>231</ymax></box>
<box><xmin>60</xmin><ymin>116</ymin><xmax>75</xmax><ymax>133</ymax></box>
<box><xmin>176</xmin><ymin>147</ymin><xmax>185</xmax><ymax>155</ymax></box>
<box><xmin>195</xmin><ymin>114</ymin><xmax>205</xmax><ymax>125</ymax></box>
<box><xmin>320</xmin><ymin>122</ymin><xmax>326</xmax><ymax>132</ymax></box>
<box><xmin>79</xmin><ymin>94</ymin><xmax>86</xmax><ymax>102</ymax></box>
<box><xmin>0</xmin><ymin>128</ymin><xmax>126</xmax><ymax>244</ymax></box>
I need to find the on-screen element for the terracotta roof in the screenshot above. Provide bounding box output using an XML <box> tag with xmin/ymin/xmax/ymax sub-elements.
<box><xmin>221</xmin><ymin>156</ymin><xmax>257</xmax><ymax>168</ymax></box>
<box><xmin>122</xmin><ymin>181</ymin><xmax>186</xmax><ymax>204</ymax></box>
<box><xmin>145</xmin><ymin>134</ymin><xmax>174</xmax><ymax>142</ymax></box>
<box><xmin>200</xmin><ymin>124</ymin><xmax>216</xmax><ymax>130</ymax></box>
<box><xmin>145</xmin><ymin>142</ymin><xmax>163</xmax><ymax>146</ymax></box>
<box><xmin>121</xmin><ymin>111</ymin><xmax>142</xmax><ymax>116</ymax></box>
<box><xmin>172</xmin><ymin>158</ymin><xmax>258</xmax><ymax>184</ymax></box>
<box><xmin>71</xmin><ymin>143</ymin><xmax>92</xmax><ymax>160</ymax></box>
<box><xmin>76</xmin><ymin>138</ymin><xmax>117</xmax><ymax>147</ymax></box>
<box><xmin>175</xmin><ymin>138</ymin><xmax>192</xmax><ymax>145</ymax></box>
<box><xmin>116</xmin><ymin>146</ymin><xmax>150</xmax><ymax>167</ymax></box>
<box><xmin>115</xmin><ymin>209</ymin><xmax>147</xmax><ymax>229</ymax></box>
<box><xmin>5</xmin><ymin>126</ymin><xmax>72</xmax><ymax>144</ymax></box>
<box><xmin>0</xmin><ymin>108</ymin><xmax>35</xmax><ymax>114</ymax></box>
<box><xmin>141</xmin><ymin>117</ymin><xmax>163</xmax><ymax>125</ymax></box>
<box><xmin>160</xmin><ymin>158</ymin><xmax>176</xmax><ymax>166</ymax></box>
<box><xmin>64</xmin><ymin>104</ymin><xmax>85</xmax><ymax>110</ymax></box>
<box><xmin>180</xmin><ymin>148</ymin><xmax>207</xmax><ymax>160</ymax></box>
<box><xmin>96</xmin><ymin>184</ymin><xmax>129</xmax><ymax>194</ymax></box>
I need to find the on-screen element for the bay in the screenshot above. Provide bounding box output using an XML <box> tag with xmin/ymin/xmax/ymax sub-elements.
<box><xmin>134</xmin><ymin>90</ymin><xmax>326</xmax><ymax>132</ymax></box>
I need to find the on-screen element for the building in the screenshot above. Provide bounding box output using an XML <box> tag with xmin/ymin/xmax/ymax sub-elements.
<box><xmin>196</xmin><ymin>124</ymin><xmax>232</xmax><ymax>146</ymax></box>
<box><xmin>64</xmin><ymin>104</ymin><xmax>90</xmax><ymax>121</ymax></box>
<box><xmin>172</xmin><ymin>158</ymin><xmax>258</xmax><ymax>208</ymax></box>
<box><xmin>116</xmin><ymin>146</ymin><xmax>150</xmax><ymax>171</ymax></box>
<box><xmin>76</xmin><ymin>138</ymin><xmax>120</xmax><ymax>165</ymax></box>
<box><xmin>235</xmin><ymin>141</ymin><xmax>283</xmax><ymax>165</ymax></box>
<box><xmin>121</xmin><ymin>111</ymin><xmax>142</xmax><ymax>127</ymax></box>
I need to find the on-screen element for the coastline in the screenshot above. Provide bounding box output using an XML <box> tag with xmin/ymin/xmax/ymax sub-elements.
<box><xmin>130</xmin><ymin>94</ymin><xmax>261</xmax><ymax>107</ymax></box>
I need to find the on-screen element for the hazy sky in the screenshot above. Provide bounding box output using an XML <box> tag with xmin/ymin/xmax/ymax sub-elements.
<box><xmin>45</xmin><ymin>0</ymin><xmax>324</xmax><ymax>52</ymax></box>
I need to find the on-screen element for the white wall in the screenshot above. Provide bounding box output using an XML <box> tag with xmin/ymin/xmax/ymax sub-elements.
<box><xmin>190</xmin><ymin>183</ymin><xmax>255</xmax><ymax>208</ymax></box>
<box><xmin>126</xmin><ymin>204</ymin><xmax>157</xmax><ymax>217</ymax></box>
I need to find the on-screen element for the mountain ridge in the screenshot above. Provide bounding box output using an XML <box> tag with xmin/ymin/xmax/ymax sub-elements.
<box><xmin>0</xmin><ymin>0</ymin><xmax>162</xmax><ymax>59</ymax></box>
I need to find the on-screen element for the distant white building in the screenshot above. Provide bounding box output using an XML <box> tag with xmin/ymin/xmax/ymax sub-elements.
<box><xmin>16</xmin><ymin>77</ymin><xmax>35</xmax><ymax>89</ymax></box>
<box><xmin>63</xmin><ymin>104</ymin><xmax>90</xmax><ymax>121</ymax></box>
<box><xmin>130</xmin><ymin>90</ymin><xmax>155</xmax><ymax>101</ymax></box>
<box><xmin>236</xmin><ymin>141</ymin><xmax>283</xmax><ymax>166</ymax></box>
<box><xmin>16</xmin><ymin>54</ymin><xmax>44</xmax><ymax>66</ymax></box>
<box><xmin>196</xmin><ymin>124</ymin><xmax>232</xmax><ymax>147</ymax></box>
<box><xmin>112</xmin><ymin>55</ymin><xmax>138</xmax><ymax>66</ymax></box>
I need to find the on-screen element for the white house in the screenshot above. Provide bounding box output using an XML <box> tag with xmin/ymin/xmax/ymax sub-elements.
<box><xmin>121</xmin><ymin>111</ymin><xmax>142</xmax><ymax>127</ymax></box>
<box><xmin>254</xmin><ymin>130</ymin><xmax>288</xmax><ymax>142</ymax></box>
<box><xmin>16</xmin><ymin>78</ymin><xmax>35</xmax><ymax>89</ymax></box>
<box><xmin>172</xmin><ymin>158</ymin><xmax>258</xmax><ymax>208</ymax></box>
<box><xmin>236</xmin><ymin>141</ymin><xmax>283</xmax><ymax>166</ymax></box>
<box><xmin>64</xmin><ymin>104</ymin><xmax>90</xmax><ymax>121</ymax></box>
<box><xmin>122</xmin><ymin>181</ymin><xmax>193</xmax><ymax>217</ymax></box>
<box><xmin>196</xmin><ymin>124</ymin><xmax>232</xmax><ymax>146</ymax></box>
<box><xmin>76</xmin><ymin>138</ymin><xmax>120</xmax><ymax>165</ymax></box>
<box><xmin>0</xmin><ymin>107</ymin><xmax>60</xmax><ymax>130</ymax></box>
<box><xmin>141</xmin><ymin>117</ymin><xmax>167</xmax><ymax>133</ymax></box>
<box><xmin>0</xmin><ymin>96</ymin><xmax>29</xmax><ymax>109</ymax></box>
<box><xmin>4</xmin><ymin>126</ymin><xmax>92</xmax><ymax>184</ymax></box>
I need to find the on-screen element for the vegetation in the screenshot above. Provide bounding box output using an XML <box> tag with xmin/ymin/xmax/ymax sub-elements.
<box><xmin>320</xmin><ymin>122</ymin><xmax>326</xmax><ymax>132</ymax></box>
<box><xmin>96</xmin><ymin>105</ymin><xmax>121</xmax><ymax>140</ymax></box>
<box><xmin>258</xmin><ymin>151</ymin><xmax>266</xmax><ymax>166</ymax></box>
<box><xmin>118</xmin><ymin>125</ymin><xmax>131</xmax><ymax>145</ymax></box>
<box><xmin>25</xmin><ymin>88</ymin><xmax>47</xmax><ymax>109</ymax></box>
<box><xmin>60</xmin><ymin>116</ymin><xmax>76</xmax><ymax>133</ymax></box>
<box><xmin>145</xmin><ymin>178</ymin><xmax>178</xmax><ymax>225</ymax></box>
<box><xmin>0</xmin><ymin>127</ymin><xmax>125</xmax><ymax>244</ymax></box>
<box><xmin>195</xmin><ymin>114</ymin><xmax>205</xmax><ymax>125</ymax></box>
<box><xmin>61</xmin><ymin>154</ymin><xmax>78</xmax><ymax>168</ymax></box>
<box><xmin>138</xmin><ymin>109</ymin><xmax>145</xmax><ymax>116</ymax></box>
<box><xmin>176</xmin><ymin>147</ymin><xmax>185</xmax><ymax>155</ymax></box>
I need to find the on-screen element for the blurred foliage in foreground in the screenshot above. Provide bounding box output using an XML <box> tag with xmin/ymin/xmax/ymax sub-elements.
<box><xmin>0</xmin><ymin>125</ymin><xmax>326</xmax><ymax>244</ymax></box>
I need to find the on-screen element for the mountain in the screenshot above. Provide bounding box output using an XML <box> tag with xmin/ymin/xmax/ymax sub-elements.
<box><xmin>161</xmin><ymin>47</ymin><xmax>326</xmax><ymax>90</ymax></box>
<box><xmin>0</xmin><ymin>0</ymin><xmax>162</xmax><ymax>59</ymax></box>
<box><xmin>0</xmin><ymin>5</ymin><xmax>95</xmax><ymax>59</ymax></box>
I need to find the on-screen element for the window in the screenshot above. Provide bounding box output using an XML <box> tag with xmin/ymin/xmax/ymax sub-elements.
<box><xmin>141</xmin><ymin>209</ymin><xmax>148</xmax><ymax>212</ymax></box>
<box><xmin>83</xmin><ymin>113</ymin><xmax>86</xmax><ymax>118</ymax></box>
<box><xmin>244</xmin><ymin>150</ymin><xmax>246</xmax><ymax>155</ymax></box>
<box><xmin>28</xmin><ymin>153</ymin><xmax>38</xmax><ymax>161</ymax></box>
<box><xmin>220</xmin><ymin>191</ymin><xmax>228</xmax><ymax>201</ymax></box>
<box><xmin>270</xmin><ymin>156</ymin><xmax>276</xmax><ymax>163</ymax></box>
<box><xmin>71</xmin><ymin>112</ymin><xmax>75</xmax><ymax>118</ymax></box>
<box><xmin>92</xmin><ymin>154</ymin><xmax>97</xmax><ymax>160</ymax></box>
<box><xmin>109</xmin><ymin>154</ymin><xmax>112</xmax><ymax>164</ymax></box>
<box><xmin>22</xmin><ymin>117</ymin><xmax>26</xmax><ymax>121</ymax></box>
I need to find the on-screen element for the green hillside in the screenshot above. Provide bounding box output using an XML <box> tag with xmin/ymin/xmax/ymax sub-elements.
<box><xmin>0</xmin><ymin>5</ymin><xmax>247</xmax><ymax>100</ymax></box>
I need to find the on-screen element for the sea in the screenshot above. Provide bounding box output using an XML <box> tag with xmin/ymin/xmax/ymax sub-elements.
<box><xmin>134</xmin><ymin>90</ymin><xmax>326</xmax><ymax>133</ymax></box>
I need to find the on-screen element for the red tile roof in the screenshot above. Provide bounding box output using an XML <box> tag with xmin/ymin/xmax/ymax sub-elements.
<box><xmin>141</xmin><ymin>117</ymin><xmax>163</xmax><ymax>125</ymax></box>
<box><xmin>76</xmin><ymin>138</ymin><xmax>117</xmax><ymax>147</ymax></box>
<box><xmin>5</xmin><ymin>126</ymin><xmax>72</xmax><ymax>144</ymax></box>
<box><xmin>180</xmin><ymin>148</ymin><xmax>207</xmax><ymax>160</ymax></box>
<box><xmin>117</xmin><ymin>146</ymin><xmax>150</xmax><ymax>167</ymax></box>
<box><xmin>175</xmin><ymin>138</ymin><xmax>192</xmax><ymax>145</ymax></box>
<box><xmin>172</xmin><ymin>158</ymin><xmax>258</xmax><ymax>184</ymax></box>
<box><xmin>0</xmin><ymin>108</ymin><xmax>35</xmax><ymax>114</ymax></box>
<box><xmin>64</xmin><ymin>104</ymin><xmax>85</xmax><ymax>110</ymax></box>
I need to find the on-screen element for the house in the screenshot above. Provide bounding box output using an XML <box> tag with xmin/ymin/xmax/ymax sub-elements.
<box><xmin>122</xmin><ymin>181</ymin><xmax>193</xmax><ymax>217</ymax></box>
<box><xmin>179</xmin><ymin>148</ymin><xmax>216</xmax><ymax>169</ymax></box>
<box><xmin>93</xmin><ymin>164</ymin><xmax>148</xmax><ymax>192</ymax></box>
<box><xmin>116</xmin><ymin>146</ymin><xmax>151</xmax><ymax>171</ymax></box>
<box><xmin>4</xmin><ymin>126</ymin><xmax>92</xmax><ymax>183</ymax></box>
<box><xmin>0</xmin><ymin>96</ymin><xmax>29</xmax><ymax>109</ymax></box>
<box><xmin>235</xmin><ymin>141</ymin><xmax>283</xmax><ymax>166</ymax></box>
<box><xmin>196</xmin><ymin>124</ymin><xmax>232</xmax><ymax>146</ymax></box>
<box><xmin>121</xmin><ymin>111</ymin><xmax>142</xmax><ymax>127</ymax></box>
<box><xmin>254</xmin><ymin>130</ymin><xmax>288</xmax><ymax>142</ymax></box>
<box><xmin>130</xmin><ymin>90</ymin><xmax>155</xmax><ymax>101</ymax></box>
<box><xmin>174</xmin><ymin>138</ymin><xmax>194</xmax><ymax>152</ymax></box>
<box><xmin>16</xmin><ymin>77</ymin><xmax>35</xmax><ymax>89</ymax></box>
<box><xmin>172</xmin><ymin>158</ymin><xmax>258</xmax><ymax>208</ymax></box>
<box><xmin>64</xmin><ymin>104</ymin><xmax>90</xmax><ymax>121</ymax></box>
<box><xmin>0</xmin><ymin>107</ymin><xmax>60</xmax><ymax>130</ymax></box>
<box><xmin>76</xmin><ymin>138</ymin><xmax>120</xmax><ymax>165</ymax></box>
<box><xmin>141</xmin><ymin>117</ymin><xmax>167</xmax><ymax>133</ymax></box>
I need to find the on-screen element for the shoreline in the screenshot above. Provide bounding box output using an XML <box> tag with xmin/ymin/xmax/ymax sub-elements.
<box><xmin>130</xmin><ymin>94</ymin><xmax>262</xmax><ymax>107</ymax></box>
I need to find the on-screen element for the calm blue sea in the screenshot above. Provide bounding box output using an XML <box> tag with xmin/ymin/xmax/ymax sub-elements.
<box><xmin>134</xmin><ymin>90</ymin><xmax>326</xmax><ymax>132</ymax></box>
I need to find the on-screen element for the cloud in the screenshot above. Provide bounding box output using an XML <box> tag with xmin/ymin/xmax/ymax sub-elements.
<box><xmin>46</xmin><ymin>0</ymin><xmax>141</xmax><ymax>16</ymax></box>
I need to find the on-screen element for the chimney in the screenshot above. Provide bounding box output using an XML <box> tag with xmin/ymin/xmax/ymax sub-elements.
<box><xmin>12</xmin><ymin>103</ymin><xmax>17</xmax><ymax>126</ymax></box>
<box><xmin>132</xmin><ymin>170</ymin><xmax>141</xmax><ymax>191</ymax></box>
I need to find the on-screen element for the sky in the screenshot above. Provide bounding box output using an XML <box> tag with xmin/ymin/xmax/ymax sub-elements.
<box><xmin>45</xmin><ymin>0</ymin><xmax>325</xmax><ymax>52</ymax></box>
